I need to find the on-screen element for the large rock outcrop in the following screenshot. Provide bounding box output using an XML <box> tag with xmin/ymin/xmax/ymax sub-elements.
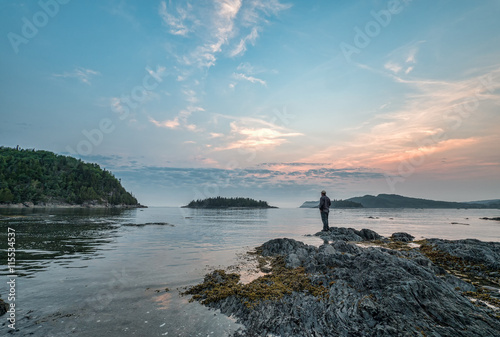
<box><xmin>185</xmin><ymin>228</ymin><xmax>500</xmax><ymax>337</ymax></box>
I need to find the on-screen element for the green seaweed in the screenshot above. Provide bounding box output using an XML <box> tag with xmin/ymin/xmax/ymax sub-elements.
<box><xmin>182</xmin><ymin>255</ymin><xmax>329</xmax><ymax>309</ymax></box>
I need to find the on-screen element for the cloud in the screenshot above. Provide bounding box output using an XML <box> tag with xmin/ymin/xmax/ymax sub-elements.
<box><xmin>384</xmin><ymin>41</ymin><xmax>425</xmax><ymax>75</ymax></box>
<box><xmin>149</xmin><ymin>116</ymin><xmax>180</xmax><ymax>129</ymax></box>
<box><xmin>300</xmin><ymin>66</ymin><xmax>500</xmax><ymax>173</ymax></box>
<box><xmin>241</xmin><ymin>0</ymin><xmax>292</xmax><ymax>25</ymax></box>
<box><xmin>172</xmin><ymin>0</ymin><xmax>290</xmax><ymax>67</ymax></box>
<box><xmin>159</xmin><ymin>1</ymin><xmax>193</xmax><ymax>36</ymax></box>
<box><xmin>52</xmin><ymin>67</ymin><xmax>100</xmax><ymax>85</ymax></box>
<box><xmin>405</xmin><ymin>66</ymin><xmax>414</xmax><ymax>74</ymax></box>
<box><xmin>213</xmin><ymin>116</ymin><xmax>302</xmax><ymax>150</ymax></box>
<box><xmin>110</xmin><ymin>164</ymin><xmax>385</xmax><ymax>192</ymax></box>
<box><xmin>187</xmin><ymin>0</ymin><xmax>242</xmax><ymax>68</ymax></box>
<box><xmin>405</xmin><ymin>45</ymin><xmax>420</xmax><ymax>64</ymax></box>
<box><xmin>232</xmin><ymin>72</ymin><xmax>267</xmax><ymax>86</ymax></box>
<box><xmin>230</xmin><ymin>27</ymin><xmax>259</xmax><ymax>57</ymax></box>
<box><xmin>149</xmin><ymin>105</ymin><xmax>205</xmax><ymax>131</ymax></box>
<box><xmin>384</xmin><ymin>61</ymin><xmax>402</xmax><ymax>74</ymax></box>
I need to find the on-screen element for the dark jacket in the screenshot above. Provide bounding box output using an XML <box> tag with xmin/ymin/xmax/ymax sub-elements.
<box><xmin>319</xmin><ymin>195</ymin><xmax>331</xmax><ymax>213</ymax></box>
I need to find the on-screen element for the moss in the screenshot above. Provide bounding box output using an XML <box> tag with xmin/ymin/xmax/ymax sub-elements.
<box><xmin>182</xmin><ymin>255</ymin><xmax>329</xmax><ymax>309</ymax></box>
<box><xmin>462</xmin><ymin>289</ymin><xmax>500</xmax><ymax>308</ymax></box>
<box><xmin>418</xmin><ymin>241</ymin><xmax>497</xmax><ymax>284</ymax></box>
<box><xmin>370</xmin><ymin>239</ymin><xmax>412</xmax><ymax>251</ymax></box>
<box><xmin>419</xmin><ymin>240</ymin><xmax>500</xmax><ymax>310</ymax></box>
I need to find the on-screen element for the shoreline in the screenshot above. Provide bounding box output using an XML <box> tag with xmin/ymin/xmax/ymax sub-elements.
<box><xmin>184</xmin><ymin>227</ymin><xmax>500</xmax><ymax>336</ymax></box>
<box><xmin>0</xmin><ymin>202</ymin><xmax>147</xmax><ymax>209</ymax></box>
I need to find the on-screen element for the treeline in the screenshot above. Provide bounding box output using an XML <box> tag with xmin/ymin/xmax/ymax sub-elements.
<box><xmin>331</xmin><ymin>199</ymin><xmax>363</xmax><ymax>208</ymax></box>
<box><xmin>183</xmin><ymin>197</ymin><xmax>275</xmax><ymax>208</ymax></box>
<box><xmin>0</xmin><ymin>147</ymin><xmax>138</xmax><ymax>205</ymax></box>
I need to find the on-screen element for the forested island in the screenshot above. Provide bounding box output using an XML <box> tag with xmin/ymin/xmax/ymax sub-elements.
<box><xmin>347</xmin><ymin>194</ymin><xmax>500</xmax><ymax>208</ymax></box>
<box><xmin>182</xmin><ymin>197</ymin><xmax>277</xmax><ymax>209</ymax></box>
<box><xmin>301</xmin><ymin>194</ymin><xmax>500</xmax><ymax>209</ymax></box>
<box><xmin>0</xmin><ymin>146</ymin><xmax>143</xmax><ymax>207</ymax></box>
<box><xmin>300</xmin><ymin>199</ymin><xmax>363</xmax><ymax>208</ymax></box>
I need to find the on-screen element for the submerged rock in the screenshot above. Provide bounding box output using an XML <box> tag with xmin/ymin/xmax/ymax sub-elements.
<box><xmin>185</xmin><ymin>228</ymin><xmax>500</xmax><ymax>337</ymax></box>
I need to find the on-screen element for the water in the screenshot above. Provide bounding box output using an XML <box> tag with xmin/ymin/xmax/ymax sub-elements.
<box><xmin>1</xmin><ymin>207</ymin><xmax>499</xmax><ymax>336</ymax></box>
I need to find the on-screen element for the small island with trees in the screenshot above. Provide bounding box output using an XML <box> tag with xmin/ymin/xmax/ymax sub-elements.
<box><xmin>182</xmin><ymin>197</ymin><xmax>277</xmax><ymax>209</ymax></box>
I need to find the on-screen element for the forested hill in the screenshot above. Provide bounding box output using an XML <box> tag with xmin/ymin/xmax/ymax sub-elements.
<box><xmin>182</xmin><ymin>197</ymin><xmax>277</xmax><ymax>208</ymax></box>
<box><xmin>0</xmin><ymin>147</ymin><xmax>140</xmax><ymax>206</ymax></box>
<box><xmin>346</xmin><ymin>194</ymin><xmax>500</xmax><ymax>208</ymax></box>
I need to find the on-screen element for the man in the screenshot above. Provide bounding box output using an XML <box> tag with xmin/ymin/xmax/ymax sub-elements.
<box><xmin>319</xmin><ymin>190</ymin><xmax>331</xmax><ymax>231</ymax></box>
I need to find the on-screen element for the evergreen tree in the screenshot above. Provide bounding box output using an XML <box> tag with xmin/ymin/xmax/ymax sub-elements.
<box><xmin>0</xmin><ymin>146</ymin><xmax>139</xmax><ymax>205</ymax></box>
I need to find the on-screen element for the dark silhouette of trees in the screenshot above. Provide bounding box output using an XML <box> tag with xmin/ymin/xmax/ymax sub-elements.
<box><xmin>0</xmin><ymin>146</ymin><xmax>138</xmax><ymax>205</ymax></box>
<box><xmin>184</xmin><ymin>196</ymin><xmax>275</xmax><ymax>208</ymax></box>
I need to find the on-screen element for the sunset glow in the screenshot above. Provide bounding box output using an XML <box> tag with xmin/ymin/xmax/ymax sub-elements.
<box><xmin>1</xmin><ymin>0</ymin><xmax>499</xmax><ymax>206</ymax></box>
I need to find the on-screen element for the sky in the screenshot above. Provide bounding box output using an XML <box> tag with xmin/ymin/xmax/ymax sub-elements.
<box><xmin>1</xmin><ymin>0</ymin><xmax>500</xmax><ymax>207</ymax></box>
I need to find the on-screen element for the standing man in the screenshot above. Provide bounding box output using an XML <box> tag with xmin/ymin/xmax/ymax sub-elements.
<box><xmin>319</xmin><ymin>190</ymin><xmax>331</xmax><ymax>231</ymax></box>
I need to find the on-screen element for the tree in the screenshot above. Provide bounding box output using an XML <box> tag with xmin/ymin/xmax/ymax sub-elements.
<box><xmin>0</xmin><ymin>146</ymin><xmax>139</xmax><ymax>205</ymax></box>
<box><xmin>0</xmin><ymin>188</ymin><xmax>14</xmax><ymax>203</ymax></box>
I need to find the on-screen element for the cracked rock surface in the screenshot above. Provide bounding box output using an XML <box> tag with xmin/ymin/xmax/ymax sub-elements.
<box><xmin>186</xmin><ymin>228</ymin><xmax>500</xmax><ymax>337</ymax></box>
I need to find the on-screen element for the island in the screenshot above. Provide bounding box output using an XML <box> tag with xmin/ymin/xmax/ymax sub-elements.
<box><xmin>301</xmin><ymin>194</ymin><xmax>500</xmax><ymax>209</ymax></box>
<box><xmin>0</xmin><ymin>146</ymin><xmax>145</xmax><ymax>208</ymax></box>
<box><xmin>182</xmin><ymin>197</ymin><xmax>277</xmax><ymax>209</ymax></box>
<box><xmin>300</xmin><ymin>199</ymin><xmax>363</xmax><ymax>208</ymax></box>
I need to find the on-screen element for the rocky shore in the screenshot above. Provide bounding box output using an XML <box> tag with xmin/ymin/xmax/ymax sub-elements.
<box><xmin>183</xmin><ymin>227</ymin><xmax>500</xmax><ymax>336</ymax></box>
<box><xmin>0</xmin><ymin>201</ymin><xmax>147</xmax><ymax>208</ymax></box>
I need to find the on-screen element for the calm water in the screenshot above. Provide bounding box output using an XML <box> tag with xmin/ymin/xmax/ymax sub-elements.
<box><xmin>1</xmin><ymin>207</ymin><xmax>499</xmax><ymax>336</ymax></box>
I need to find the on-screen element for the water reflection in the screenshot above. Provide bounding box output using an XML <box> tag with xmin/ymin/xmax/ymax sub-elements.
<box><xmin>0</xmin><ymin>208</ymin><xmax>128</xmax><ymax>277</ymax></box>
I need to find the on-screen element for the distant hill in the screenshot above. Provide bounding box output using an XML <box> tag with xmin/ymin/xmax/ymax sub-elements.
<box><xmin>300</xmin><ymin>199</ymin><xmax>363</xmax><ymax>208</ymax></box>
<box><xmin>0</xmin><ymin>146</ymin><xmax>142</xmax><ymax>207</ymax></box>
<box><xmin>465</xmin><ymin>199</ymin><xmax>500</xmax><ymax>207</ymax></box>
<box><xmin>346</xmin><ymin>194</ymin><xmax>499</xmax><ymax>209</ymax></box>
<box><xmin>182</xmin><ymin>197</ymin><xmax>277</xmax><ymax>209</ymax></box>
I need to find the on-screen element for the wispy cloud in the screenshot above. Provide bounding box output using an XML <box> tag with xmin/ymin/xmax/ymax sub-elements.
<box><xmin>52</xmin><ymin>67</ymin><xmax>100</xmax><ymax>85</ymax></box>
<box><xmin>187</xmin><ymin>0</ymin><xmax>242</xmax><ymax>68</ymax></box>
<box><xmin>230</xmin><ymin>27</ymin><xmax>259</xmax><ymax>57</ymax></box>
<box><xmin>150</xmin><ymin>105</ymin><xmax>205</xmax><ymax>131</ymax></box>
<box><xmin>232</xmin><ymin>72</ymin><xmax>266</xmax><ymax>86</ymax></box>
<box><xmin>301</xmin><ymin>66</ymin><xmax>500</xmax><ymax>174</ymax></box>
<box><xmin>241</xmin><ymin>0</ymin><xmax>292</xmax><ymax>25</ymax></box>
<box><xmin>153</xmin><ymin>0</ymin><xmax>290</xmax><ymax>140</ymax></box>
<box><xmin>384</xmin><ymin>61</ymin><xmax>402</xmax><ymax>74</ymax></box>
<box><xmin>384</xmin><ymin>41</ymin><xmax>425</xmax><ymax>75</ymax></box>
<box><xmin>159</xmin><ymin>1</ymin><xmax>193</xmax><ymax>36</ymax></box>
<box><xmin>213</xmin><ymin>116</ymin><xmax>302</xmax><ymax>150</ymax></box>
<box><xmin>149</xmin><ymin>116</ymin><xmax>180</xmax><ymax>129</ymax></box>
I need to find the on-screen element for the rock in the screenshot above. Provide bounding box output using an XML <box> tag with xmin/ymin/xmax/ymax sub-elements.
<box><xmin>358</xmin><ymin>228</ymin><xmax>383</xmax><ymax>241</ymax></box>
<box><xmin>314</xmin><ymin>227</ymin><xmax>366</xmax><ymax>242</ymax></box>
<box><xmin>259</xmin><ymin>238</ymin><xmax>315</xmax><ymax>257</ymax></box>
<box><xmin>391</xmin><ymin>232</ymin><xmax>415</xmax><ymax>242</ymax></box>
<box><xmin>314</xmin><ymin>227</ymin><xmax>383</xmax><ymax>242</ymax></box>
<box><xmin>0</xmin><ymin>298</ymin><xmax>8</xmax><ymax>316</ymax></box>
<box><xmin>187</xmin><ymin>235</ymin><xmax>500</xmax><ymax>337</ymax></box>
<box><xmin>424</xmin><ymin>238</ymin><xmax>500</xmax><ymax>271</ymax></box>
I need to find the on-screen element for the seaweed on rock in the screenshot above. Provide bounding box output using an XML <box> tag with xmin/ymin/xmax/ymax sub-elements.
<box><xmin>183</xmin><ymin>229</ymin><xmax>500</xmax><ymax>337</ymax></box>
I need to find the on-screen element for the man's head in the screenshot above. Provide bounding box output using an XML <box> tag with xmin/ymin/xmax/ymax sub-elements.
<box><xmin>321</xmin><ymin>190</ymin><xmax>326</xmax><ymax>196</ymax></box>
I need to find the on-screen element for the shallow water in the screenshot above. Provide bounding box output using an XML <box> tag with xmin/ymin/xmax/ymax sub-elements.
<box><xmin>1</xmin><ymin>207</ymin><xmax>499</xmax><ymax>336</ymax></box>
